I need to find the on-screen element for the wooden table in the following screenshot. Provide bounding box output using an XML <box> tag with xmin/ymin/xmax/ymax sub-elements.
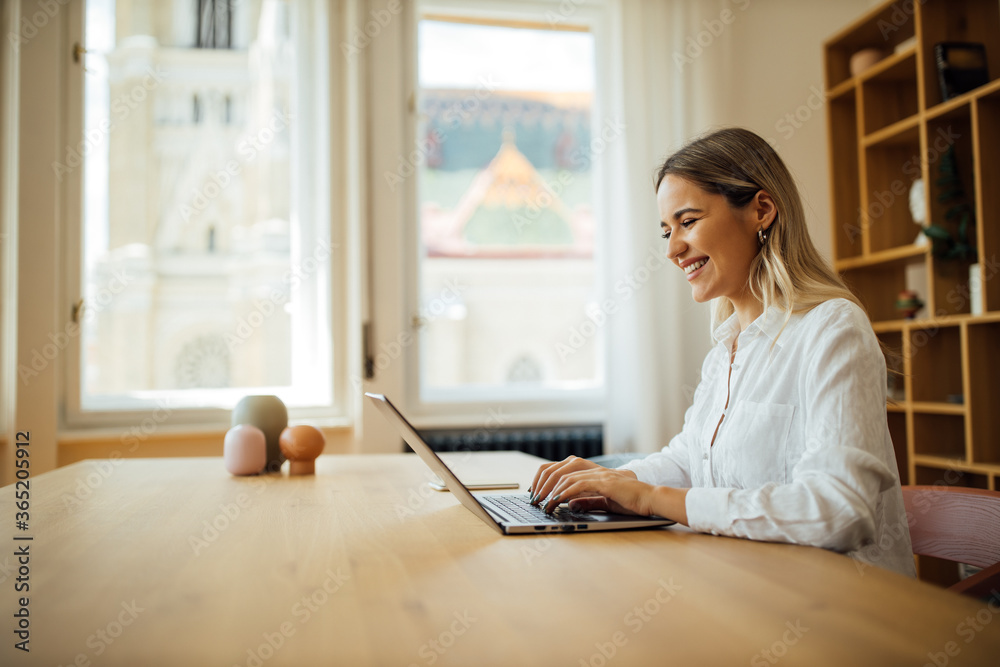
<box><xmin>2</xmin><ymin>452</ymin><xmax>998</xmax><ymax>666</ymax></box>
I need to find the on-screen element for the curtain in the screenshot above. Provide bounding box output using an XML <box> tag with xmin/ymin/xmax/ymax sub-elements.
<box><xmin>603</xmin><ymin>0</ymin><xmax>736</xmax><ymax>454</ymax></box>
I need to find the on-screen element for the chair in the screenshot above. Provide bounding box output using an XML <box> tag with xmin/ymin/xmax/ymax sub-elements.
<box><xmin>902</xmin><ymin>485</ymin><xmax>1000</xmax><ymax>598</ymax></box>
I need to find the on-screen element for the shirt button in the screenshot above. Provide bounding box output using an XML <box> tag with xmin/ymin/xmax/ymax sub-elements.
<box><xmin>702</xmin><ymin>453</ymin><xmax>708</xmax><ymax>460</ymax></box>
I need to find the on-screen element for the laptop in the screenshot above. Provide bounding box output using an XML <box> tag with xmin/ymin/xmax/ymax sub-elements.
<box><xmin>365</xmin><ymin>392</ymin><xmax>675</xmax><ymax>534</ymax></box>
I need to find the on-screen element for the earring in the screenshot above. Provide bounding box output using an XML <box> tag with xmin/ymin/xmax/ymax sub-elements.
<box><xmin>757</xmin><ymin>227</ymin><xmax>767</xmax><ymax>246</ymax></box>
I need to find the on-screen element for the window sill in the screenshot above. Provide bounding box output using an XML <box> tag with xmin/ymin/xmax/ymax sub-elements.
<box><xmin>60</xmin><ymin>417</ymin><xmax>351</xmax><ymax>445</ymax></box>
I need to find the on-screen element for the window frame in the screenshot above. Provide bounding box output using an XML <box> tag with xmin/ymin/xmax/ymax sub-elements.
<box><xmin>0</xmin><ymin>0</ymin><xmax>16</xmax><ymax>441</ymax></box>
<box><xmin>377</xmin><ymin>0</ymin><xmax>622</xmax><ymax>427</ymax></box>
<box><xmin>60</xmin><ymin>0</ymin><xmax>350</xmax><ymax>433</ymax></box>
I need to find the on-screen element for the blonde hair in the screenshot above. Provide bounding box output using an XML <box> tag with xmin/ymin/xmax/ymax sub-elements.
<box><xmin>654</xmin><ymin>127</ymin><xmax>864</xmax><ymax>333</ymax></box>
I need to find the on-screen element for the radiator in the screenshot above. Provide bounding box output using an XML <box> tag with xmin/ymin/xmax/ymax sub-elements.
<box><xmin>413</xmin><ymin>424</ymin><xmax>603</xmax><ymax>461</ymax></box>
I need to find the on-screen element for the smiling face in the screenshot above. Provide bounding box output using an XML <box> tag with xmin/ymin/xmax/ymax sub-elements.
<box><xmin>657</xmin><ymin>175</ymin><xmax>772</xmax><ymax>314</ymax></box>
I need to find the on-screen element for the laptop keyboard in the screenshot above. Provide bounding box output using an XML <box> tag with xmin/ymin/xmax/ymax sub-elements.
<box><xmin>480</xmin><ymin>494</ymin><xmax>582</xmax><ymax>524</ymax></box>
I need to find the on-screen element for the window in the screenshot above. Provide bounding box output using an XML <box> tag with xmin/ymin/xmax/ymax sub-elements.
<box><xmin>70</xmin><ymin>0</ymin><xmax>333</xmax><ymax>422</ymax></box>
<box><xmin>412</xmin><ymin>8</ymin><xmax>608</xmax><ymax>406</ymax></box>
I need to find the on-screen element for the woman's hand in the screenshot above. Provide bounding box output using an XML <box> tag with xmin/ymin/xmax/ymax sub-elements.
<box><xmin>543</xmin><ymin>467</ymin><xmax>656</xmax><ymax>516</ymax></box>
<box><xmin>529</xmin><ymin>456</ymin><xmax>690</xmax><ymax>523</ymax></box>
<box><xmin>529</xmin><ymin>456</ymin><xmax>644</xmax><ymax>514</ymax></box>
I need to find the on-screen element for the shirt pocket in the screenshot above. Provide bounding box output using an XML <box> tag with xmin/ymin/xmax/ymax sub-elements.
<box><xmin>725</xmin><ymin>400</ymin><xmax>795</xmax><ymax>486</ymax></box>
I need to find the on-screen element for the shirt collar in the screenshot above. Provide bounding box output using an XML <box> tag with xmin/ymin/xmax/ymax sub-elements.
<box><xmin>712</xmin><ymin>305</ymin><xmax>798</xmax><ymax>350</ymax></box>
<box><xmin>711</xmin><ymin>312</ymin><xmax>742</xmax><ymax>349</ymax></box>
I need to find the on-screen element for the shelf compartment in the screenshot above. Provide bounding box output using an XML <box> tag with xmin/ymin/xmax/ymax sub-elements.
<box><xmin>824</xmin><ymin>0</ymin><xmax>916</xmax><ymax>90</ymax></box>
<box><xmin>928</xmin><ymin>256</ymin><xmax>977</xmax><ymax>317</ymax></box>
<box><xmin>974</xmin><ymin>87</ymin><xmax>1000</xmax><ymax>313</ymax></box>
<box><xmin>860</xmin><ymin>49</ymin><xmax>918</xmax><ymax>135</ymax></box>
<box><xmin>828</xmin><ymin>87</ymin><xmax>863</xmax><ymax>261</ymax></box>
<box><xmin>912</xmin><ymin>413</ymin><xmax>967</xmax><ymax>459</ymax></box>
<box><xmin>918</xmin><ymin>0</ymin><xmax>1000</xmax><ymax>110</ymax></box>
<box><xmin>967</xmin><ymin>321</ymin><xmax>1000</xmax><ymax>463</ymax></box>
<box><xmin>879</xmin><ymin>330</ymin><xmax>905</xmax><ymax>401</ymax></box>
<box><xmin>840</xmin><ymin>251</ymin><xmax>926</xmax><ymax>323</ymax></box>
<box><xmin>925</xmin><ymin>104</ymin><xmax>977</xmax><ymax>316</ymax></box>
<box><xmin>908</xmin><ymin>323</ymin><xmax>963</xmax><ymax>403</ymax></box>
<box><xmin>863</xmin><ymin>125</ymin><xmax>922</xmax><ymax>253</ymax></box>
<box><xmin>842</xmin><ymin>264</ymin><xmax>906</xmax><ymax>323</ymax></box>
<box><xmin>887</xmin><ymin>410</ymin><xmax>908</xmax><ymax>478</ymax></box>
<box><xmin>914</xmin><ymin>463</ymin><xmax>989</xmax><ymax>489</ymax></box>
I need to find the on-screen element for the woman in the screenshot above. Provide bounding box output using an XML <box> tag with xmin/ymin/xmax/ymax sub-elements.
<box><xmin>530</xmin><ymin>128</ymin><xmax>915</xmax><ymax>576</ymax></box>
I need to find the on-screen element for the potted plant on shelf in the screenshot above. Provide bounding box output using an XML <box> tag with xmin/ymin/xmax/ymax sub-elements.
<box><xmin>921</xmin><ymin>145</ymin><xmax>976</xmax><ymax>262</ymax></box>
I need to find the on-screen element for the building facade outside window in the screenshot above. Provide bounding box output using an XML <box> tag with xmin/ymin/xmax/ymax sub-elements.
<box><xmin>73</xmin><ymin>0</ymin><xmax>332</xmax><ymax>420</ymax></box>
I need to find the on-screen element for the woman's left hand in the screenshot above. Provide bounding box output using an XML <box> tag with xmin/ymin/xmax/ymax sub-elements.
<box><xmin>540</xmin><ymin>468</ymin><xmax>657</xmax><ymax>516</ymax></box>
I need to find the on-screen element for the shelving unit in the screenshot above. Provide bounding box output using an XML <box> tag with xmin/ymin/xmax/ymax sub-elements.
<box><xmin>825</xmin><ymin>0</ymin><xmax>1000</xmax><ymax>585</ymax></box>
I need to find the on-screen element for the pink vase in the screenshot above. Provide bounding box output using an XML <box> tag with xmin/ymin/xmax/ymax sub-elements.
<box><xmin>224</xmin><ymin>424</ymin><xmax>267</xmax><ymax>475</ymax></box>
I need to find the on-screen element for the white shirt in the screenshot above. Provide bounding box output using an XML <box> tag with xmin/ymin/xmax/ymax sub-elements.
<box><xmin>620</xmin><ymin>298</ymin><xmax>916</xmax><ymax>577</ymax></box>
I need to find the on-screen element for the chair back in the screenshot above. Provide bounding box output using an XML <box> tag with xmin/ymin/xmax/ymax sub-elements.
<box><xmin>902</xmin><ymin>485</ymin><xmax>1000</xmax><ymax>597</ymax></box>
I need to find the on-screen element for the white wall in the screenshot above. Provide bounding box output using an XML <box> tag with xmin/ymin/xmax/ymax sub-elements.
<box><xmin>616</xmin><ymin>0</ymin><xmax>877</xmax><ymax>451</ymax></box>
<box><xmin>693</xmin><ymin>0</ymin><xmax>877</xmax><ymax>262</ymax></box>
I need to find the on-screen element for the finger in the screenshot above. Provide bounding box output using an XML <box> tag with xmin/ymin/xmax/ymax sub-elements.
<box><xmin>529</xmin><ymin>461</ymin><xmax>557</xmax><ymax>496</ymax></box>
<box><xmin>531</xmin><ymin>457</ymin><xmax>599</xmax><ymax>505</ymax></box>
<box><xmin>530</xmin><ymin>457</ymin><xmax>585</xmax><ymax>495</ymax></box>
<box><xmin>530</xmin><ymin>458</ymin><xmax>571</xmax><ymax>492</ymax></box>
<box><xmin>542</xmin><ymin>476</ymin><xmax>595</xmax><ymax>513</ymax></box>
<box><xmin>530</xmin><ymin>457</ymin><xmax>573</xmax><ymax>503</ymax></box>
<box><xmin>529</xmin><ymin>461</ymin><xmax>562</xmax><ymax>501</ymax></box>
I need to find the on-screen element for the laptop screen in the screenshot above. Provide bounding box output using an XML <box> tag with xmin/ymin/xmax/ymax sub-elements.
<box><xmin>365</xmin><ymin>393</ymin><xmax>505</xmax><ymax>532</ymax></box>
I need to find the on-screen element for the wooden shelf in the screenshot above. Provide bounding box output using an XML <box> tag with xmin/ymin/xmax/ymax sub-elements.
<box><xmin>966</xmin><ymin>312</ymin><xmax>1000</xmax><ymax>325</ymax></box>
<box><xmin>869</xmin><ymin>312</ymin><xmax>1000</xmax><ymax>332</ymax></box>
<box><xmin>826</xmin><ymin>0</ymin><xmax>1000</xmax><ymax>502</ymax></box>
<box><xmin>857</xmin><ymin>46</ymin><xmax>917</xmax><ymax>84</ymax></box>
<box><xmin>913</xmin><ymin>455</ymin><xmax>1000</xmax><ymax>477</ymax></box>
<box><xmin>862</xmin><ymin>114</ymin><xmax>920</xmax><ymax>147</ymax></box>
<box><xmin>835</xmin><ymin>243</ymin><xmax>926</xmax><ymax>270</ymax></box>
<box><xmin>910</xmin><ymin>401</ymin><xmax>966</xmax><ymax>415</ymax></box>
<box><xmin>925</xmin><ymin>85</ymin><xmax>987</xmax><ymax>122</ymax></box>
<box><xmin>827</xmin><ymin>78</ymin><xmax>855</xmax><ymax>100</ymax></box>
<box><xmin>871</xmin><ymin>320</ymin><xmax>908</xmax><ymax>333</ymax></box>
<box><xmin>913</xmin><ymin>454</ymin><xmax>967</xmax><ymax>469</ymax></box>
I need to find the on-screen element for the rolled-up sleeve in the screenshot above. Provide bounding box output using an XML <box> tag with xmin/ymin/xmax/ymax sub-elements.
<box><xmin>684</xmin><ymin>304</ymin><xmax>896</xmax><ymax>553</ymax></box>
